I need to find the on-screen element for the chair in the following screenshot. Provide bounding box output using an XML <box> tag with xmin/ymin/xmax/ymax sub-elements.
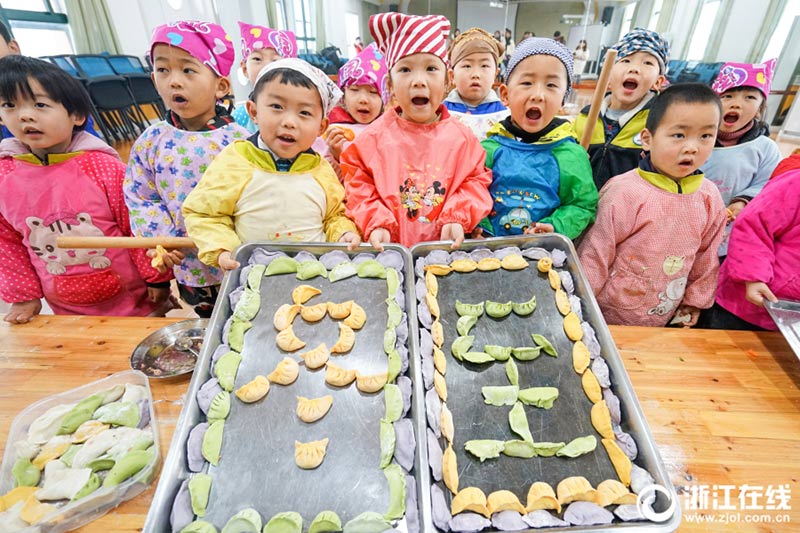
<box><xmin>107</xmin><ymin>55</ymin><xmax>165</xmax><ymax>119</ymax></box>
<box><xmin>71</xmin><ymin>54</ymin><xmax>150</xmax><ymax>142</ymax></box>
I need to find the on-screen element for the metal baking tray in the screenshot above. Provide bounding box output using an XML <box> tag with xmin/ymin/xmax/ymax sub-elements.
<box><xmin>145</xmin><ymin>243</ymin><xmax>429</xmax><ymax>532</ymax></box>
<box><xmin>411</xmin><ymin>235</ymin><xmax>681</xmax><ymax>532</ymax></box>
<box><xmin>0</xmin><ymin>370</ymin><xmax>160</xmax><ymax>533</ymax></box>
<box><xmin>765</xmin><ymin>299</ymin><xmax>800</xmax><ymax>359</ymax></box>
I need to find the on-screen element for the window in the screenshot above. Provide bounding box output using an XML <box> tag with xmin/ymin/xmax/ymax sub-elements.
<box><xmin>345</xmin><ymin>12</ymin><xmax>360</xmax><ymax>58</ymax></box>
<box><xmin>0</xmin><ymin>0</ymin><xmax>73</xmax><ymax>57</ymax></box>
<box><xmin>648</xmin><ymin>0</ymin><xmax>663</xmax><ymax>30</ymax></box>
<box><xmin>686</xmin><ymin>0</ymin><xmax>720</xmax><ymax>61</ymax></box>
<box><xmin>274</xmin><ymin>0</ymin><xmax>286</xmax><ymax>31</ymax></box>
<box><xmin>292</xmin><ymin>0</ymin><xmax>315</xmax><ymax>54</ymax></box>
<box><xmin>618</xmin><ymin>2</ymin><xmax>636</xmax><ymax>41</ymax></box>
<box><xmin>761</xmin><ymin>1</ymin><xmax>800</xmax><ymax>63</ymax></box>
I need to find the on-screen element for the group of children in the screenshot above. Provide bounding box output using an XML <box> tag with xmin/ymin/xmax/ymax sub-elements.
<box><xmin>0</xmin><ymin>15</ymin><xmax>796</xmax><ymax>334</ymax></box>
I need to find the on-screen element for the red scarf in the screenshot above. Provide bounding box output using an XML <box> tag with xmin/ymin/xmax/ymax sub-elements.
<box><xmin>717</xmin><ymin>119</ymin><xmax>755</xmax><ymax>147</ymax></box>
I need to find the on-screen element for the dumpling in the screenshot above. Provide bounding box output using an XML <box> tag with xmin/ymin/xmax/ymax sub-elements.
<box><xmin>276</xmin><ymin>325</ymin><xmax>306</xmax><ymax>352</ymax></box>
<box><xmin>267</xmin><ymin>357</ymin><xmax>300</xmax><ymax>385</ymax></box>
<box><xmin>327</xmin><ymin>300</ymin><xmax>353</xmax><ymax>319</ymax></box>
<box><xmin>330</xmin><ymin>323</ymin><xmax>355</xmax><ymax>354</ymax></box>
<box><xmin>235</xmin><ymin>375</ymin><xmax>270</xmax><ymax>403</ymax></box>
<box><xmin>426</xmin><ymin>292</ymin><xmax>440</xmax><ymax>318</ymax></box>
<box><xmin>563</xmin><ymin>312</ymin><xmax>584</xmax><ymax>341</ymax></box>
<box><xmin>292</xmin><ymin>284</ymin><xmax>321</xmax><ymax>305</ymax></box>
<box><xmin>296</xmin><ymin>395</ymin><xmax>333</xmax><ymax>423</ymax></box>
<box><xmin>295</xmin><ymin>438</ymin><xmax>329</xmax><ymax>469</ymax></box>
<box><xmin>300</xmin><ymin>303</ymin><xmax>327</xmax><ymax>322</ymax></box>
<box><xmin>343</xmin><ymin>302</ymin><xmax>366</xmax><ymax>329</ymax></box>
<box><xmin>425</xmin><ymin>271</ymin><xmax>438</xmax><ymax>296</ymax></box>
<box><xmin>273</xmin><ymin>304</ymin><xmax>301</xmax><ymax>331</ymax></box>
<box><xmin>548</xmin><ymin>269</ymin><xmax>562</xmax><ymax>290</ymax></box>
<box><xmin>355</xmin><ymin>372</ymin><xmax>387</xmax><ymax>393</ymax></box>
<box><xmin>325</xmin><ymin>362</ymin><xmax>356</xmax><ymax>387</ymax></box>
<box><xmin>500</xmin><ymin>254</ymin><xmax>528</xmax><ymax>270</ymax></box>
<box><xmin>555</xmin><ymin>289</ymin><xmax>572</xmax><ymax>316</ymax></box>
<box><xmin>476</xmin><ymin>257</ymin><xmax>502</xmax><ymax>271</ymax></box>
<box><xmin>299</xmin><ymin>343</ymin><xmax>330</xmax><ymax>370</ymax></box>
<box><xmin>451</xmin><ymin>258</ymin><xmax>478</xmax><ymax>273</ymax></box>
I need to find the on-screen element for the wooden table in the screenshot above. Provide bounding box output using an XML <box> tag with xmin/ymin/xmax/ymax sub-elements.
<box><xmin>1</xmin><ymin>316</ymin><xmax>798</xmax><ymax>532</ymax></box>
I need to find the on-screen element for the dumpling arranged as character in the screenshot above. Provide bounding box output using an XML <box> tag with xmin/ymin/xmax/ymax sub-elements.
<box><xmin>295</xmin><ymin>438</ymin><xmax>329</xmax><ymax>469</ymax></box>
<box><xmin>296</xmin><ymin>395</ymin><xmax>333</xmax><ymax>423</ymax></box>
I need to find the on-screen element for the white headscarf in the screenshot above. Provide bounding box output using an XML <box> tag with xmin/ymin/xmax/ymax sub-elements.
<box><xmin>255</xmin><ymin>58</ymin><xmax>342</xmax><ymax>117</ymax></box>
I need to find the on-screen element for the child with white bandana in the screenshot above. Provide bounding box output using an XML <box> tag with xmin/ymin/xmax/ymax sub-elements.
<box><xmin>183</xmin><ymin>59</ymin><xmax>360</xmax><ymax>271</ymax></box>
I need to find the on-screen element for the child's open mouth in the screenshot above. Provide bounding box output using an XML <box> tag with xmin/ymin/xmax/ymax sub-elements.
<box><xmin>411</xmin><ymin>97</ymin><xmax>429</xmax><ymax>106</ymax></box>
<box><xmin>23</xmin><ymin>127</ymin><xmax>43</xmax><ymax>135</ymax></box>
<box><xmin>172</xmin><ymin>95</ymin><xmax>188</xmax><ymax>104</ymax></box>
<box><xmin>678</xmin><ymin>158</ymin><xmax>694</xmax><ymax>170</ymax></box>
<box><xmin>277</xmin><ymin>135</ymin><xmax>296</xmax><ymax>144</ymax></box>
<box><xmin>526</xmin><ymin>108</ymin><xmax>542</xmax><ymax>120</ymax></box>
<box><xmin>622</xmin><ymin>79</ymin><xmax>638</xmax><ymax>91</ymax></box>
<box><xmin>723</xmin><ymin>112</ymin><xmax>740</xmax><ymax>125</ymax></box>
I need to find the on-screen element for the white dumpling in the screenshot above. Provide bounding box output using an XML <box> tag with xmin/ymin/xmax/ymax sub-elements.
<box><xmin>28</xmin><ymin>403</ymin><xmax>75</xmax><ymax>444</ymax></box>
<box><xmin>71</xmin><ymin>427</ymin><xmax>143</xmax><ymax>469</ymax></box>
<box><xmin>105</xmin><ymin>428</ymin><xmax>152</xmax><ymax>460</ymax></box>
<box><xmin>35</xmin><ymin>460</ymin><xmax>93</xmax><ymax>501</ymax></box>
<box><xmin>0</xmin><ymin>501</ymin><xmax>28</xmax><ymax>532</ymax></box>
<box><xmin>120</xmin><ymin>383</ymin><xmax>148</xmax><ymax>404</ymax></box>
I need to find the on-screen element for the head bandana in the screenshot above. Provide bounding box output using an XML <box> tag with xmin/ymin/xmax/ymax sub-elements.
<box><xmin>337</xmin><ymin>43</ymin><xmax>389</xmax><ymax>104</ymax></box>
<box><xmin>150</xmin><ymin>21</ymin><xmax>235</xmax><ymax>77</ymax></box>
<box><xmin>255</xmin><ymin>58</ymin><xmax>342</xmax><ymax>117</ymax></box>
<box><xmin>712</xmin><ymin>58</ymin><xmax>777</xmax><ymax>98</ymax></box>
<box><xmin>504</xmin><ymin>37</ymin><xmax>574</xmax><ymax>98</ymax></box>
<box><xmin>238</xmin><ymin>21</ymin><xmax>298</xmax><ymax>61</ymax></box>
<box><xmin>448</xmin><ymin>27</ymin><xmax>502</xmax><ymax>67</ymax></box>
<box><xmin>369</xmin><ymin>13</ymin><xmax>450</xmax><ymax>70</ymax></box>
<box><xmin>612</xmin><ymin>27</ymin><xmax>670</xmax><ymax>74</ymax></box>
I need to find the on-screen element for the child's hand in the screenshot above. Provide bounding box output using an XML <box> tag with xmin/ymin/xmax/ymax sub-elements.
<box><xmin>675</xmin><ymin>304</ymin><xmax>700</xmax><ymax>327</ymax></box>
<box><xmin>338</xmin><ymin>231</ymin><xmax>361</xmax><ymax>251</ymax></box>
<box><xmin>325</xmin><ymin>127</ymin><xmax>349</xmax><ymax>162</ymax></box>
<box><xmin>147</xmin><ymin>247</ymin><xmax>186</xmax><ymax>272</ymax></box>
<box><xmin>368</xmin><ymin>228</ymin><xmax>391</xmax><ymax>251</ymax></box>
<box><xmin>726</xmin><ymin>200</ymin><xmax>747</xmax><ymax>222</ymax></box>
<box><xmin>470</xmin><ymin>227</ymin><xmax>487</xmax><ymax>240</ymax></box>
<box><xmin>4</xmin><ymin>299</ymin><xmax>42</xmax><ymax>324</ymax></box>
<box><xmin>745</xmin><ymin>281</ymin><xmax>777</xmax><ymax>307</ymax></box>
<box><xmin>524</xmin><ymin>222</ymin><xmax>555</xmax><ymax>234</ymax></box>
<box><xmin>218</xmin><ymin>251</ymin><xmax>241</xmax><ymax>271</ymax></box>
<box><xmin>440</xmin><ymin>223</ymin><xmax>465</xmax><ymax>249</ymax></box>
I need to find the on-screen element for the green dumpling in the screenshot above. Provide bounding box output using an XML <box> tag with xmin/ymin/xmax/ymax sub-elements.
<box><xmin>233</xmin><ymin>288</ymin><xmax>261</xmax><ymax>321</ymax></box>
<box><xmin>463</xmin><ymin>351</ymin><xmax>494</xmax><ymax>364</ymax></box>
<box><xmin>509</xmin><ymin>402</ymin><xmax>533</xmax><ymax>443</ymax></box>
<box><xmin>379</xmin><ymin>418</ymin><xmax>395</xmax><ymax>468</ymax></box>
<box><xmin>58</xmin><ymin>393</ymin><xmax>104</xmax><ymax>435</ymax></box>
<box><xmin>385</xmin><ymin>268</ymin><xmax>400</xmax><ymax>297</ymax></box>
<box><xmin>485</xmin><ymin>300</ymin><xmax>513</xmax><ymax>318</ymax></box>
<box><xmin>386</xmin><ymin>349</ymin><xmax>401</xmax><ymax>383</ymax></box>
<box><xmin>383</xmin><ymin>463</ymin><xmax>406</xmax><ymax>520</ymax></box>
<box><xmin>384</xmin><ymin>384</ymin><xmax>403</xmax><ymax>422</ymax></box>
<box><xmin>484</xmin><ymin>345</ymin><xmax>512</xmax><ymax>361</ymax></box>
<box><xmin>342</xmin><ymin>512</ymin><xmax>391</xmax><ymax>533</ymax></box>
<box><xmin>505</xmin><ymin>359</ymin><xmax>519</xmax><ymax>387</ymax></box>
<box><xmin>531</xmin><ymin>334</ymin><xmax>558</xmax><ymax>356</ymax></box>
<box><xmin>356</xmin><ymin>259</ymin><xmax>387</xmax><ymax>279</ymax></box>
<box><xmin>481</xmin><ymin>385</ymin><xmax>519</xmax><ymax>406</ymax></box>
<box><xmin>12</xmin><ymin>458</ymin><xmax>40</xmax><ymax>487</ymax></box>
<box><xmin>207</xmin><ymin>391</ymin><xmax>231</xmax><ymax>422</ymax></box>
<box><xmin>511</xmin><ymin>346</ymin><xmax>542</xmax><ymax>361</ymax></box>
<box><xmin>511</xmin><ymin>294</ymin><xmax>537</xmax><ymax>316</ymax></box>
<box><xmin>60</xmin><ymin>444</ymin><xmax>82</xmax><ymax>468</ymax></box>
<box><xmin>93</xmin><ymin>401</ymin><xmax>140</xmax><ymax>428</ymax></box>
<box><xmin>188</xmin><ymin>473</ymin><xmax>212</xmax><ymax>517</ymax></box>
<box><xmin>309</xmin><ymin>511</ymin><xmax>342</xmax><ymax>533</ymax></box>
<box><xmin>455</xmin><ymin>299</ymin><xmax>484</xmax><ymax>317</ymax></box>
<box><xmin>386</xmin><ymin>298</ymin><xmax>403</xmax><ymax>329</ymax></box>
<box><xmin>502</xmin><ymin>439</ymin><xmax>537</xmax><ymax>459</ymax></box>
<box><xmin>265</xmin><ymin>256</ymin><xmax>299</xmax><ymax>276</ymax></box>
<box><xmin>532</xmin><ymin>442</ymin><xmax>566</xmax><ymax>457</ymax></box>
<box><xmin>222</xmin><ymin>507</ymin><xmax>262</xmax><ymax>533</ymax></box>
<box><xmin>247</xmin><ymin>264</ymin><xmax>266</xmax><ymax>290</ymax></box>
<box><xmin>227</xmin><ymin>320</ymin><xmax>252</xmax><ymax>352</ymax></box>
<box><xmin>263</xmin><ymin>512</ymin><xmax>303</xmax><ymax>533</ymax></box>
<box><xmin>72</xmin><ymin>472</ymin><xmax>100</xmax><ymax>500</ymax></box>
<box><xmin>214</xmin><ymin>351</ymin><xmax>242</xmax><ymax>392</ymax></box>
<box><xmin>103</xmin><ymin>448</ymin><xmax>152</xmax><ymax>487</ymax></box>
<box><xmin>296</xmin><ymin>260</ymin><xmax>328</xmax><ymax>280</ymax></box>
<box><xmin>181</xmin><ymin>520</ymin><xmax>218</xmax><ymax>533</ymax></box>
<box><xmin>518</xmin><ymin>387</ymin><xmax>559</xmax><ymax>409</ymax></box>
<box><xmin>329</xmin><ymin>261</ymin><xmax>358</xmax><ymax>282</ymax></box>
<box><xmin>450</xmin><ymin>335</ymin><xmax>474</xmax><ymax>360</ymax></box>
<box><xmin>465</xmin><ymin>440</ymin><xmax>505</xmax><ymax>462</ymax></box>
<box><xmin>556</xmin><ymin>435</ymin><xmax>597</xmax><ymax>458</ymax></box>
<box><xmin>456</xmin><ymin>315</ymin><xmax>478</xmax><ymax>336</ymax></box>
<box><xmin>383</xmin><ymin>328</ymin><xmax>397</xmax><ymax>354</ymax></box>
<box><xmin>202</xmin><ymin>420</ymin><xmax>225</xmax><ymax>466</ymax></box>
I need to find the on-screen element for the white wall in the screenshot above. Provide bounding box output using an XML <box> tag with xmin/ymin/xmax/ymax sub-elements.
<box><xmin>713</xmin><ymin>0</ymin><xmax>769</xmax><ymax>62</ymax></box>
<box><xmin>457</xmin><ymin>0</ymin><xmax>518</xmax><ymax>37</ymax></box>
<box><xmin>324</xmin><ymin>0</ymin><xmax>365</xmax><ymax>60</ymax></box>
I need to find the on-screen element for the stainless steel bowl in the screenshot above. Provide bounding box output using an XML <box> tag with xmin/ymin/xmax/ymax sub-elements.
<box><xmin>130</xmin><ymin>318</ymin><xmax>208</xmax><ymax>378</ymax></box>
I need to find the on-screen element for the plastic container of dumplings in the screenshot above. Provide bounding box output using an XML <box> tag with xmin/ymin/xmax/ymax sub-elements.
<box><xmin>0</xmin><ymin>370</ymin><xmax>160</xmax><ymax>533</ymax></box>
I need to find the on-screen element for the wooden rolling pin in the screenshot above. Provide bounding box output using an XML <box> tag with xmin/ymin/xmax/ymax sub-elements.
<box><xmin>56</xmin><ymin>236</ymin><xmax>195</xmax><ymax>249</ymax></box>
<box><xmin>579</xmin><ymin>49</ymin><xmax>618</xmax><ymax>150</ymax></box>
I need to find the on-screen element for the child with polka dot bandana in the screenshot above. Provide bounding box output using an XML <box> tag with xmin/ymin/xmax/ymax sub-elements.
<box><xmin>0</xmin><ymin>56</ymin><xmax>173</xmax><ymax>323</ymax></box>
<box><xmin>124</xmin><ymin>21</ymin><xmax>249</xmax><ymax>318</ymax></box>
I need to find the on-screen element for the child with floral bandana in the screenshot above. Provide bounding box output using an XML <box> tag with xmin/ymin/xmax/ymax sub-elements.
<box><xmin>124</xmin><ymin>21</ymin><xmax>249</xmax><ymax>317</ymax></box>
<box><xmin>183</xmin><ymin>59</ymin><xmax>360</xmax><ymax>270</ymax></box>
<box><xmin>702</xmin><ymin>59</ymin><xmax>781</xmax><ymax>259</ymax></box>
<box><xmin>232</xmin><ymin>22</ymin><xmax>298</xmax><ymax>133</ymax></box>
<box><xmin>313</xmin><ymin>43</ymin><xmax>388</xmax><ymax>181</ymax></box>
<box><xmin>572</xmin><ymin>28</ymin><xmax>670</xmax><ymax>191</ymax></box>
<box><xmin>341</xmin><ymin>13</ymin><xmax>493</xmax><ymax>249</ymax></box>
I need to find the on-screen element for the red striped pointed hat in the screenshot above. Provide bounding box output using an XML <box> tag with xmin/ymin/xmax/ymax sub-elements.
<box><xmin>369</xmin><ymin>13</ymin><xmax>450</xmax><ymax>70</ymax></box>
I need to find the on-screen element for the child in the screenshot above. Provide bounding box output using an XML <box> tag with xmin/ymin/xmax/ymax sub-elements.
<box><xmin>124</xmin><ymin>21</ymin><xmax>249</xmax><ymax>318</ymax></box>
<box><xmin>232</xmin><ymin>22</ymin><xmax>298</xmax><ymax>133</ymax></box>
<box><xmin>314</xmin><ymin>43</ymin><xmax>388</xmax><ymax>180</ymax></box>
<box><xmin>578</xmin><ymin>83</ymin><xmax>727</xmax><ymax>328</ymax></box>
<box><xmin>183</xmin><ymin>59</ymin><xmax>360</xmax><ymax>270</ymax></box>
<box><xmin>341</xmin><ymin>13</ymin><xmax>493</xmax><ymax>249</ymax></box>
<box><xmin>443</xmin><ymin>28</ymin><xmax>508</xmax><ymax>140</ymax></box>
<box><xmin>572</xmin><ymin>28</ymin><xmax>669</xmax><ymax>190</ymax></box>
<box><xmin>0</xmin><ymin>56</ymin><xmax>172</xmax><ymax>323</ymax></box>
<box><xmin>701</xmin><ymin>154</ymin><xmax>800</xmax><ymax>330</ymax></box>
<box><xmin>702</xmin><ymin>59</ymin><xmax>782</xmax><ymax>257</ymax></box>
<box><xmin>479</xmin><ymin>38</ymin><xmax>597</xmax><ymax>239</ymax></box>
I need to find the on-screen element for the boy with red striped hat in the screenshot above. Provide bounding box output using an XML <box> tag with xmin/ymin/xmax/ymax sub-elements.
<box><xmin>340</xmin><ymin>13</ymin><xmax>492</xmax><ymax>249</ymax></box>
